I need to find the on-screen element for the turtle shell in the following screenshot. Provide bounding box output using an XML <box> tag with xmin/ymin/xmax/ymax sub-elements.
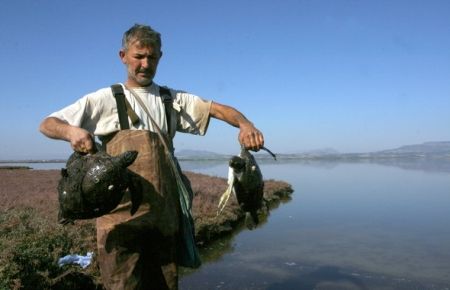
<box><xmin>57</xmin><ymin>150</ymin><xmax>138</xmax><ymax>223</ymax></box>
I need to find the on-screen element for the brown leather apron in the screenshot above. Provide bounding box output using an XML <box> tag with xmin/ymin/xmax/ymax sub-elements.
<box><xmin>96</xmin><ymin>130</ymin><xmax>180</xmax><ymax>290</ymax></box>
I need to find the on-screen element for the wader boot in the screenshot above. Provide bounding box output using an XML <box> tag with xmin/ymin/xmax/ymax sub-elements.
<box><xmin>97</xmin><ymin>130</ymin><xmax>180</xmax><ymax>290</ymax></box>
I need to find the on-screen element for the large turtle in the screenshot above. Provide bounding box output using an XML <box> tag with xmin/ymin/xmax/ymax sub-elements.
<box><xmin>57</xmin><ymin>150</ymin><xmax>142</xmax><ymax>224</ymax></box>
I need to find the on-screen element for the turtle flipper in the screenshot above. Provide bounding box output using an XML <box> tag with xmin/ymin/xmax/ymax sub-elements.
<box><xmin>128</xmin><ymin>172</ymin><xmax>143</xmax><ymax>216</ymax></box>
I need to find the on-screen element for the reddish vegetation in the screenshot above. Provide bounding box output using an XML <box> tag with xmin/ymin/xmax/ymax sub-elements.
<box><xmin>0</xmin><ymin>169</ymin><xmax>60</xmax><ymax>214</ymax></box>
<box><xmin>1</xmin><ymin>169</ymin><xmax>292</xmax><ymax>245</ymax></box>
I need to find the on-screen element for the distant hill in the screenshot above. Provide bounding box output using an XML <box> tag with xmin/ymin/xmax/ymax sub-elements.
<box><xmin>376</xmin><ymin>141</ymin><xmax>450</xmax><ymax>154</ymax></box>
<box><xmin>337</xmin><ymin>141</ymin><xmax>450</xmax><ymax>160</ymax></box>
<box><xmin>175</xmin><ymin>149</ymin><xmax>229</xmax><ymax>160</ymax></box>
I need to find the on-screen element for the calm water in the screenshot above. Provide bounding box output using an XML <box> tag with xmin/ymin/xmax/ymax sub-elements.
<box><xmin>0</xmin><ymin>162</ymin><xmax>65</xmax><ymax>170</ymax></box>
<box><xmin>179</xmin><ymin>159</ymin><xmax>450</xmax><ymax>290</ymax></box>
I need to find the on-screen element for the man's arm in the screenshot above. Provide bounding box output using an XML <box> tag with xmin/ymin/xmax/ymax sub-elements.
<box><xmin>209</xmin><ymin>102</ymin><xmax>264</xmax><ymax>151</ymax></box>
<box><xmin>39</xmin><ymin>117</ymin><xmax>96</xmax><ymax>153</ymax></box>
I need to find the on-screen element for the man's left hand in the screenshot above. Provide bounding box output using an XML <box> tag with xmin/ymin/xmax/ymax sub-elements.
<box><xmin>239</xmin><ymin>123</ymin><xmax>264</xmax><ymax>151</ymax></box>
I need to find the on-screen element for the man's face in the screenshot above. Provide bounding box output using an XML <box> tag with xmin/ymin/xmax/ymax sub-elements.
<box><xmin>119</xmin><ymin>40</ymin><xmax>162</xmax><ymax>87</ymax></box>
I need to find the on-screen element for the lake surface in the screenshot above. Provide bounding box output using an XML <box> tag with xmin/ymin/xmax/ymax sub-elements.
<box><xmin>179</xmin><ymin>159</ymin><xmax>450</xmax><ymax>290</ymax></box>
<box><xmin>8</xmin><ymin>158</ymin><xmax>450</xmax><ymax>289</ymax></box>
<box><xmin>0</xmin><ymin>162</ymin><xmax>65</xmax><ymax>170</ymax></box>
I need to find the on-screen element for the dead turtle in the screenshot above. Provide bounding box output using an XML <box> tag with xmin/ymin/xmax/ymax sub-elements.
<box><xmin>218</xmin><ymin>146</ymin><xmax>276</xmax><ymax>229</ymax></box>
<box><xmin>57</xmin><ymin>150</ymin><xmax>141</xmax><ymax>224</ymax></box>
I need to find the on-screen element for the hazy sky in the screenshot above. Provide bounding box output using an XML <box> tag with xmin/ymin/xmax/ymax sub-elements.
<box><xmin>1</xmin><ymin>0</ymin><xmax>449</xmax><ymax>160</ymax></box>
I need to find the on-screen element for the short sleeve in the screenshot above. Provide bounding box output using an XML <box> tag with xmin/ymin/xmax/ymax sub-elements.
<box><xmin>47</xmin><ymin>88</ymin><xmax>120</xmax><ymax>135</ymax></box>
<box><xmin>49</xmin><ymin>96</ymin><xmax>88</xmax><ymax>128</ymax></box>
<box><xmin>174</xmin><ymin>91</ymin><xmax>212</xmax><ymax>136</ymax></box>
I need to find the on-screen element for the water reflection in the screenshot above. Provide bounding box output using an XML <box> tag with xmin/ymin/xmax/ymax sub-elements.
<box><xmin>177</xmin><ymin>157</ymin><xmax>450</xmax><ymax>175</ymax></box>
<box><xmin>365</xmin><ymin>157</ymin><xmax>450</xmax><ymax>173</ymax></box>
<box><xmin>267</xmin><ymin>265</ymin><xmax>367</xmax><ymax>290</ymax></box>
<box><xmin>181</xmin><ymin>193</ymin><xmax>292</xmax><ymax>279</ymax></box>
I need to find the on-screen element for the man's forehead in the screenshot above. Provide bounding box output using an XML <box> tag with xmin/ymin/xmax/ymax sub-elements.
<box><xmin>129</xmin><ymin>39</ymin><xmax>159</xmax><ymax>51</ymax></box>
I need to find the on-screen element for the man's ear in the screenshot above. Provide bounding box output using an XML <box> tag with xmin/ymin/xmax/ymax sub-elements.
<box><xmin>119</xmin><ymin>49</ymin><xmax>127</xmax><ymax>64</ymax></box>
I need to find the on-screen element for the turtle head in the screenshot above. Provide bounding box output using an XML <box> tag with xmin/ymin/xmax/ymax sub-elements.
<box><xmin>229</xmin><ymin>156</ymin><xmax>245</xmax><ymax>172</ymax></box>
<box><xmin>113</xmin><ymin>150</ymin><xmax>138</xmax><ymax>168</ymax></box>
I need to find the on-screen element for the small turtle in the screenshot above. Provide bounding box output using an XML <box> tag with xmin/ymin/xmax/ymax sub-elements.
<box><xmin>58</xmin><ymin>150</ymin><xmax>142</xmax><ymax>224</ymax></box>
<box><xmin>218</xmin><ymin>146</ymin><xmax>276</xmax><ymax>230</ymax></box>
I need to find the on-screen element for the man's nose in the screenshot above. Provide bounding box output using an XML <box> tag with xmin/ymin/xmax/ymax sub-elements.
<box><xmin>141</xmin><ymin>58</ymin><xmax>149</xmax><ymax>68</ymax></box>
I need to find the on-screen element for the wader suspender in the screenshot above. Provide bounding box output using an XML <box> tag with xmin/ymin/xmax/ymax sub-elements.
<box><xmin>111</xmin><ymin>84</ymin><xmax>130</xmax><ymax>130</ymax></box>
<box><xmin>110</xmin><ymin>84</ymin><xmax>173</xmax><ymax>133</ymax></box>
<box><xmin>159</xmin><ymin>86</ymin><xmax>173</xmax><ymax>136</ymax></box>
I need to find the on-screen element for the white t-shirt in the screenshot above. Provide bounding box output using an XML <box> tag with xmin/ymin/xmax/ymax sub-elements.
<box><xmin>49</xmin><ymin>83</ymin><xmax>212</xmax><ymax>138</ymax></box>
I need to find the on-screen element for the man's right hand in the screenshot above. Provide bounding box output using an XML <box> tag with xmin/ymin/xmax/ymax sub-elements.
<box><xmin>39</xmin><ymin>117</ymin><xmax>96</xmax><ymax>154</ymax></box>
<box><xmin>68</xmin><ymin>127</ymin><xmax>96</xmax><ymax>154</ymax></box>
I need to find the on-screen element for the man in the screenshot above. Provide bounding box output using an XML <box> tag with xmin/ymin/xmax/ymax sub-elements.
<box><xmin>40</xmin><ymin>24</ymin><xmax>264</xmax><ymax>290</ymax></box>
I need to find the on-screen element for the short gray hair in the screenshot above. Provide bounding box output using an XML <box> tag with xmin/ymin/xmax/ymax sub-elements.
<box><xmin>122</xmin><ymin>24</ymin><xmax>162</xmax><ymax>52</ymax></box>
